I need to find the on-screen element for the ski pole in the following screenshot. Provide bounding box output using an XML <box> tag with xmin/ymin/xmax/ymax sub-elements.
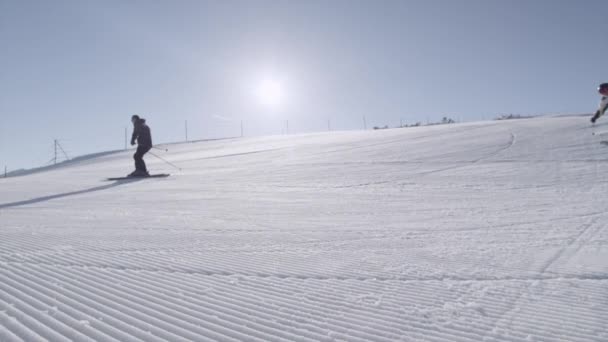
<box><xmin>149</xmin><ymin>151</ymin><xmax>182</xmax><ymax>171</ymax></box>
<box><xmin>152</xmin><ymin>146</ymin><xmax>169</xmax><ymax>152</ymax></box>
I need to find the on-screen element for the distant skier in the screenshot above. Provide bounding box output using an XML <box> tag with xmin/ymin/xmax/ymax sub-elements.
<box><xmin>591</xmin><ymin>83</ymin><xmax>608</xmax><ymax>123</ymax></box>
<box><xmin>129</xmin><ymin>115</ymin><xmax>152</xmax><ymax>177</ymax></box>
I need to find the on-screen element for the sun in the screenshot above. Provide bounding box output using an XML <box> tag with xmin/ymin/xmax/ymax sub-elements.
<box><xmin>256</xmin><ymin>79</ymin><xmax>283</xmax><ymax>107</ymax></box>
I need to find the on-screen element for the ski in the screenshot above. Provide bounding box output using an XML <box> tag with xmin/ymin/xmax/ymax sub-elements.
<box><xmin>106</xmin><ymin>174</ymin><xmax>170</xmax><ymax>181</ymax></box>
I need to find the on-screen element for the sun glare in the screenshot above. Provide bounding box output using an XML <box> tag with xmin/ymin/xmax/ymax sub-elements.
<box><xmin>256</xmin><ymin>79</ymin><xmax>283</xmax><ymax>107</ymax></box>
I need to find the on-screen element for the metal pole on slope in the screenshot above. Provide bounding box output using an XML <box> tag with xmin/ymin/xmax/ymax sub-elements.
<box><xmin>149</xmin><ymin>151</ymin><xmax>182</xmax><ymax>171</ymax></box>
<box><xmin>56</xmin><ymin>140</ymin><xmax>70</xmax><ymax>161</ymax></box>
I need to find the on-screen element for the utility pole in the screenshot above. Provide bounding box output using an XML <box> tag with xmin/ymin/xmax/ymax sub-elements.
<box><xmin>185</xmin><ymin>120</ymin><xmax>188</xmax><ymax>142</ymax></box>
<box><xmin>124</xmin><ymin>127</ymin><xmax>128</xmax><ymax>150</ymax></box>
<box><xmin>53</xmin><ymin>139</ymin><xmax>70</xmax><ymax>164</ymax></box>
<box><xmin>4</xmin><ymin>166</ymin><xmax>6</xmax><ymax>178</ymax></box>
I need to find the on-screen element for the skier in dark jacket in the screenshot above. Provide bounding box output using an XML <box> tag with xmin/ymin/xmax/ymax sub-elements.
<box><xmin>591</xmin><ymin>83</ymin><xmax>608</xmax><ymax>123</ymax></box>
<box><xmin>129</xmin><ymin>115</ymin><xmax>153</xmax><ymax>177</ymax></box>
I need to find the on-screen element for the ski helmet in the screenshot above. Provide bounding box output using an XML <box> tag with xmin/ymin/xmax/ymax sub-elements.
<box><xmin>599</xmin><ymin>83</ymin><xmax>608</xmax><ymax>95</ymax></box>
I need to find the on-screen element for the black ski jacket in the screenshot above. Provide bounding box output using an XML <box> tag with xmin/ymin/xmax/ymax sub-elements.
<box><xmin>131</xmin><ymin>118</ymin><xmax>152</xmax><ymax>147</ymax></box>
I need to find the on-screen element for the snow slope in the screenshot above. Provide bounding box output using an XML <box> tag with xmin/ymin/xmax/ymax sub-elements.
<box><xmin>1</xmin><ymin>116</ymin><xmax>607</xmax><ymax>342</ymax></box>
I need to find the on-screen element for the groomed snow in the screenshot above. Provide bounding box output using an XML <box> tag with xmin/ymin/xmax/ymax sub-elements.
<box><xmin>1</xmin><ymin>116</ymin><xmax>607</xmax><ymax>341</ymax></box>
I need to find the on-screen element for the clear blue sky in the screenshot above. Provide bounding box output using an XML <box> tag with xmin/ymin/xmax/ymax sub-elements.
<box><xmin>1</xmin><ymin>0</ymin><xmax>607</xmax><ymax>170</ymax></box>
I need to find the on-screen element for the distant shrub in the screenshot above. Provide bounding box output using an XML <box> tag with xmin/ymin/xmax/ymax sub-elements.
<box><xmin>398</xmin><ymin>117</ymin><xmax>456</xmax><ymax>129</ymax></box>
<box><xmin>495</xmin><ymin>114</ymin><xmax>533</xmax><ymax>120</ymax></box>
<box><xmin>441</xmin><ymin>117</ymin><xmax>455</xmax><ymax>124</ymax></box>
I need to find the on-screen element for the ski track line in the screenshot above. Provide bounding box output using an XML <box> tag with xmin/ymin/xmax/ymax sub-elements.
<box><xmin>0</xmin><ymin>304</ymin><xmax>48</xmax><ymax>342</ymax></box>
<box><xmin>3</xmin><ymin>248</ymin><xmax>604</xmax><ymax>342</ymax></box>
<box><xmin>140</xmin><ymin>268</ymin><xmax>524</xmax><ymax>342</ymax></box>
<box><xmin>25</xmin><ymin>264</ymin><xmax>400</xmax><ymax>340</ymax></box>
<box><xmin>303</xmin><ymin>124</ymin><xmax>495</xmax><ymax>159</ymax></box>
<box><xmin>325</xmin><ymin>131</ymin><xmax>516</xmax><ymax>189</ymax></box>
<box><xmin>479</xmin><ymin>216</ymin><xmax>606</xmax><ymax>341</ymax></box>
<box><xmin>54</xmin><ymin>264</ymin><xmax>370</xmax><ymax>342</ymax></box>
<box><xmin>0</xmin><ymin>280</ymin><xmax>96</xmax><ymax>342</ymax></box>
<box><xmin>538</xmin><ymin>216</ymin><xmax>601</xmax><ymax>275</ymax></box>
<box><xmin>177</xmin><ymin>147</ymin><xmax>288</xmax><ymax>165</ymax></box>
<box><xmin>128</xmin><ymin>270</ymin><xmax>423</xmax><ymax>340</ymax></box>
<box><xmin>192</xmin><ymin>244</ymin><xmax>604</xmax><ymax>338</ymax></box>
<box><xmin>11</xmin><ymin>258</ymin><xmax>238</xmax><ymax>340</ymax></box>
<box><xmin>0</xmin><ymin>279</ymin><xmax>140</xmax><ymax>342</ymax></box>
<box><xmin>255</xmin><ymin>276</ymin><xmax>604</xmax><ymax>340</ymax></box>
<box><xmin>72</xmin><ymin>267</ymin><xmax>487</xmax><ymax>342</ymax></box>
<box><xmin>43</xmin><ymin>266</ymin><xmax>288</xmax><ymax>342</ymax></box>
<box><xmin>3</xmin><ymin>260</ymin><xmax>188</xmax><ymax>342</ymax></box>
<box><xmin>13</xmin><ymin>262</ymin><xmax>239</xmax><ymax>340</ymax></box>
<box><xmin>90</xmin><ymin>268</ymin><xmax>400</xmax><ymax>339</ymax></box>
<box><xmin>7</xmin><ymin>245</ymin><xmax>608</xmax><ymax>284</ymax></box>
<box><xmin>129</xmin><ymin>272</ymin><xmax>452</xmax><ymax>340</ymax></box>
<box><xmin>0</xmin><ymin>210</ymin><xmax>601</xmax><ymax>284</ymax></box>
<box><xmin>409</xmin><ymin>131</ymin><xmax>516</xmax><ymax>178</ymax></box>
<box><xmin>121</xmin><ymin>276</ymin><xmax>337</xmax><ymax>342</ymax></box>
<box><xmin>44</xmin><ymin>218</ymin><xmax>593</xmax><ymax>277</ymax></box>
<box><xmin>1</xmin><ymin>260</ymin><xmax>504</xmax><ymax>340</ymax></box>
<box><xmin>4</xmin><ymin>262</ymin><xmax>604</xmax><ymax>342</ymax></box>
<box><xmin>484</xmin><ymin>287</ymin><xmax>607</xmax><ymax>341</ymax></box>
<box><xmin>218</xmin><ymin>272</ymin><xmax>605</xmax><ymax>342</ymax></box>
<box><xmin>41</xmin><ymin>247</ymin><xmax>360</xmax><ymax>281</ymax></box>
<box><xmin>48</xmin><ymin>265</ymin><xmax>398</xmax><ymax>342</ymax></box>
<box><xmin>1</xmin><ymin>266</ymin><xmax>194</xmax><ymax>342</ymax></box>
<box><xmin>6</xmin><ymin>264</ymin><xmax>249</xmax><ymax>342</ymax></box>
<box><xmin>52</xmin><ymin>265</ymin><xmax>330</xmax><ymax>342</ymax></box>
<box><xmin>0</xmin><ymin>311</ymin><xmax>27</xmax><ymax>342</ymax></box>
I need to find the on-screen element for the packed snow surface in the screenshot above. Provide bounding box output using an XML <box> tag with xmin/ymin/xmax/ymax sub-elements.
<box><xmin>1</xmin><ymin>116</ymin><xmax>607</xmax><ymax>341</ymax></box>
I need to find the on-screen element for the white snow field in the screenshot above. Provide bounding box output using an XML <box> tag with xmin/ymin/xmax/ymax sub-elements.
<box><xmin>1</xmin><ymin>116</ymin><xmax>607</xmax><ymax>342</ymax></box>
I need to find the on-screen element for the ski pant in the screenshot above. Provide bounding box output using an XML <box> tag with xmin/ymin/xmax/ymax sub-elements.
<box><xmin>134</xmin><ymin>145</ymin><xmax>151</xmax><ymax>172</ymax></box>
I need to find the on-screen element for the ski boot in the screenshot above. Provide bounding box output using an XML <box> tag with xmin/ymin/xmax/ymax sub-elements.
<box><xmin>128</xmin><ymin>170</ymin><xmax>150</xmax><ymax>178</ymax></box>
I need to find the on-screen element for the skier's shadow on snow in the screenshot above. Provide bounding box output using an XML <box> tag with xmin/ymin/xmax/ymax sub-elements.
<box><xmin>0</xmin><ymin>178</ymin><xmax>144</xmax><ymax>210</ymax></box>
